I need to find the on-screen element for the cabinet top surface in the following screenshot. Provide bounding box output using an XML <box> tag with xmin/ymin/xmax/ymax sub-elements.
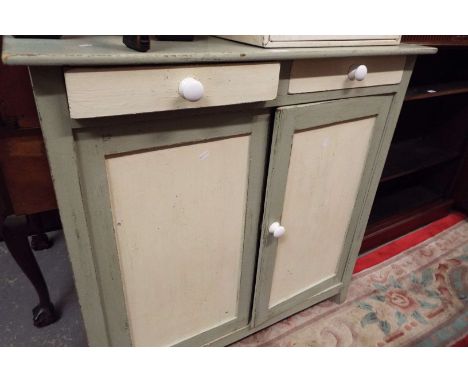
<box><xmin>1</xmin><ymin>36</ymin><xmax>437</xmax><ymax>66</ymax></box>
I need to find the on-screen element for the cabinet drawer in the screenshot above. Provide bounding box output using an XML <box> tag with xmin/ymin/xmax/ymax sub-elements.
<box><xmin>289</xmin><ymin>56</ymin><xmax>405</xmax><ymax>94</ymax></box>
<box><xmin>64</xmin><ymin>63</ymin><xmax>280</xmax><ymax>119</ymax></box>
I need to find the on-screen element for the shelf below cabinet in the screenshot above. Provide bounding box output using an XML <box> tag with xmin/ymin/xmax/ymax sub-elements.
<box><xmin>405</xmin><ymin>81</ymin><xmax>468</xmax><ymax>101</ymax></box>
<box><xmin>368</xmin><ymin>185</ymin><xmax>442</xmax><ymax>226</ymax></box>
<box><xmin>380</xmin><ymin>139</ymin><xmax>460</xmax><ymax>183</ymax></box>
<box><xmin>361</xmin><ymin>198</ymin><xmax>454</xmax><ymax>253</ymax></box>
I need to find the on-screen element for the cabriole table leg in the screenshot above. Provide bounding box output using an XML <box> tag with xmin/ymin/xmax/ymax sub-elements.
<box><xmin>1</xmin><ymin>214</ymin><xmax>59</xmax><ymax>327</ymax></box>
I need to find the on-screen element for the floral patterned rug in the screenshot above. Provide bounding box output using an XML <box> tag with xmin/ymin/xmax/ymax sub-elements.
<box><xmin>234</xmin><ymin>213</ymin><xmax>468</xmax><ymax>346</ymax></box>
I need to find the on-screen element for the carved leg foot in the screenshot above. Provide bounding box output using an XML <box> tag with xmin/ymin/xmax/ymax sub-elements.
<box><xmin>31</xmin><ymin>233</ymin><xmax>53</xmax><ymax>251</ymax></box>
<box><xmin>32</xmin><ymin>302</ymin><xmax>59</xmax><ymax>327</ymax></box>
<box><xmin>29</xmin><ymin>213</ymin><xmax>54</xmax><ymax>251</ymax></box>
<box><xmin>1</xmin><ymin>214</ymin><xmax>60</xmax><ymax>327</ymax></box>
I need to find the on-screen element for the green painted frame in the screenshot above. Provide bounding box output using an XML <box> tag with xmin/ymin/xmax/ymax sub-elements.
<box><xmin>29</xmin><ymin>67</ymin><xmax>110</xmax><ymax>345</ymax></box>
<box><xmin>253</xmin><ymin>95</ymin><xmax>394</xmax><ymax>325</ymax></box>
<box><xmin>73</xmin><ymin>109</ymin><xmax>270</xmax><ymax>346</ymax></box>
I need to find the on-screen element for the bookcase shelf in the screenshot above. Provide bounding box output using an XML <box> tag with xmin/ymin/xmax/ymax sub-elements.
<box><xmin>361</xmin><ymin>43</ymin><xmax>468</xmax><ymax>253</ymax></box>
<box><xmin>405</xmin><ymin>81</ymin><xmax>468</xmax><ymax>101</ymax></box>
<box><xmin>380</xmin><ymin>139</ymin><xmax>460</xmax><ymax>183</ymax></box>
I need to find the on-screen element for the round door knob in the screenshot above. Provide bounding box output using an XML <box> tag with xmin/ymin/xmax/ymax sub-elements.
<box><xmin>179</xmin><ymin>77</ymin><xmax>204</xmax><ymax>101</ymax></box>
<box><xmin>348</xmin><ymin>64</ymin><xmax>368</xmax><ymax>81</ymax></box>
<box><xmin>269</xmin><ymin>222</ymin><xmax>286</xmax><ymax>238</ymax></box>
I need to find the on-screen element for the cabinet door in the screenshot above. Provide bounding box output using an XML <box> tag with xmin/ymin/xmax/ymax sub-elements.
<box><xmin>74</xmin><ymin>111</ymin><xmax>269</xmax><ymax>346</ymax></box>
<box><xmin>253</xmin><ymin>95</ymin><xmax>393</xmax><ymax>325</ymax></box>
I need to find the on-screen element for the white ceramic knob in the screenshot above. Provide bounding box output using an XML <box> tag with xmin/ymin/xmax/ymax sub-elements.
<box><xmin>269</xmin><ymin>222</ymin><xmax>286</xmax><ymax>238</ymax></box>
<box><xmin>348</xmin><ymin>65</ymin><xmax>368</xmax><ymax>81</ymax></box>
<box><xmin>179</xmin><ymin>77</ymin><xmax>204</xmax><ymax>102</ymax></box>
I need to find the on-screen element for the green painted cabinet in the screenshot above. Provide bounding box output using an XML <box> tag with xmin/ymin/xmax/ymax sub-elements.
<box><xmin>1</xmin><ymin>36</ymin><xmax>436</xmax><ymax>346</ymax></box>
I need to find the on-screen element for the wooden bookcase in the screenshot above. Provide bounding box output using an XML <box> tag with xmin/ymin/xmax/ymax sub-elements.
<box><xmin>362</xmin><ymin>40</ymin><xmax>468</xmax><ymax>252</ymax></box>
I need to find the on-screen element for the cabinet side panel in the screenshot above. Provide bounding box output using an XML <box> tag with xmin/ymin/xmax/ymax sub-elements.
<box><xmin>268</xmin><ymin>117</ymin><xmax>375</xmax><ymax>307</ymax></box>
<box><xmin>105</xmin><ymin>136</ymin><xmax>250</xmax><ymax>346</ymax></box>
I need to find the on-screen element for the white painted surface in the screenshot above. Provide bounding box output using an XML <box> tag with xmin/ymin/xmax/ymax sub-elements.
<box><xmin>269</xmin><ymin>35</ymin><xmax>401</xmax><ymax>42</ymax></box>
<box><xmin>268</xmin><ymin>117</ymin><xmax>376</xmax><ymax>307</ymax></box>
<box><xmin>65</xmin><ymin>63</ymin><xmax>280</xmax><ymax>118</ymax></box>
<box><xmin>289</xmin><ymin>56</ymin><xmax>405</xmax><ymax>93</ymax></box>
<box><xmin>218</xmin><ymin>35</ymin><xmax>401</xmax><ymax>48</ymax></box>
<box><xmin>106</xmin><ymin>135</ymin><xmax>250</xmax><ymax>346</ymax></box>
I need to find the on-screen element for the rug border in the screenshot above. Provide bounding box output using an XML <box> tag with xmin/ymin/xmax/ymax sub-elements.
<box><xmin>354</xmin><ymin>213</ymin><xmax>467</xmax><ymax>274</ymax></box>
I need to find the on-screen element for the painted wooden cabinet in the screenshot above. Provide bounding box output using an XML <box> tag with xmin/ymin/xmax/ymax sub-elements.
<box><xmin>1</xmin><ymin>36</ymin><xmax>436</xmax><ymax>346</ymax></box>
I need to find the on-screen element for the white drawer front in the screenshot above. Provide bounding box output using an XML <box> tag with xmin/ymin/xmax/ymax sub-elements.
<box><xmin>289</xmin><ymin>56</ymin><xmax>405</xmax><ymax>94</ymax></box>
<box><xmin>64</xmin><ymin>63</ymin><xmax>280</xmax><ymax>119</ymax></box>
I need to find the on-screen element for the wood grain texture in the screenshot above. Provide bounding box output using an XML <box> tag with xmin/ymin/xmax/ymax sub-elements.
<box><xmin>269</xmin><ymin>117</ymin><xmax>375</xmax><ymax>307</ymax></box>
<box><xmin>0</xmin><ymin>130</ymin><xmax>57</xmax><ymax>214</ymax></box>
<box><xmin>0</xmin><ymin>46</ymin><xmax>55</xmax><ymax>215</ymax></box>
<box><xmin>0</xmin><ymin>38</ymin><xmax>40</xmax><ymax>129</ymax></box>
<box><xmin>106</xmin><ymin>136</ymin><xmax>250</xmax><ymax>346</ymax></box>
<box><xmin>289</xmin><ymin>56</ymin><xmax>405</xmax><ymax>94</ymax></box>
<box><xmin>64</xmin><ymin>63</ymin><xmax>280</xmax><ymax>118</ymax></box>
